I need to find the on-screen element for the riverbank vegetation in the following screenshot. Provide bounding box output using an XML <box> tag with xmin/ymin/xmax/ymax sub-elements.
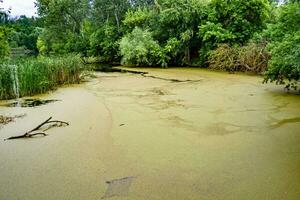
<box><xmin>0</xmin><ymin>55</ymin><xmax>84</xmax><ymax>100</ymax></box>
<box><xmin>1</xmin><ymin>0</ymin><xmax>300</xmax><ymax>95</ymax></box>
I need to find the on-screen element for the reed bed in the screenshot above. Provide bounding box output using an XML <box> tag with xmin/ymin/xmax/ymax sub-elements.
<box><xmin>0</xmin><ymin>54</ymin><xmax>85</xmax><ymax>100</ymax></box>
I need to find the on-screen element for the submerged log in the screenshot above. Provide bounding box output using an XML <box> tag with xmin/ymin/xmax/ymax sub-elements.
<box><xmin>5</xmin><ymin>117</ymin><xmax>69</xmax><ymax>141</ymax></box>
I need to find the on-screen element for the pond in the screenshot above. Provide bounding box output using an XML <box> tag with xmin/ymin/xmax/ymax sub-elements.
<box><xmin>0</xmin><ymin>68</ymin><xmax>299</xmax><ymax>200</ymax></box>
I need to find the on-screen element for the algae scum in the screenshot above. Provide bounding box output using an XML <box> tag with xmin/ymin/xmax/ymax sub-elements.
<box><xmin>4</xmin><ymin>99</ymin><xmax>59</xmax><ymax>107</ymax></box>
<box><xmin>0</xmin><ymin>68</ymin><xmax>299</xmax><ymax>200</ymax></box>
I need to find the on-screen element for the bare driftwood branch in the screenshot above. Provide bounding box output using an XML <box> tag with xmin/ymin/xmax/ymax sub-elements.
<box><xmin>5</xmin><ymin>117</ymin><xmax>69</xmax><ymax>141</ymax></box>
<box><xmin>6</xmin><ymin>132</ymin><xmax>48</xmax><ymax>140</ymax></box>
<box><xmin>140</xmin><ymin>73</ymin><xmax>202</xmax><ymax>83</ymax></box>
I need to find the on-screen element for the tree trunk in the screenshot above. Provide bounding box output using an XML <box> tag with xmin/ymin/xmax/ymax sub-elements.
<box><xmin>185</xmin><ymin>47</ymin><xmax>191</xmax><ymax>65</ymax></box>
<box><xmin>114</xmin><ymin>7</ymin><xmax>120</xmax><ymax>33</ymax></box>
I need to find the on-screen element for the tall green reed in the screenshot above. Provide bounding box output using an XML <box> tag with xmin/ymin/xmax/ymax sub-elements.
<box><xmin>0</xmin><ymin>54</ymin><xmax>85</xmax><ymax>100</ymax></box>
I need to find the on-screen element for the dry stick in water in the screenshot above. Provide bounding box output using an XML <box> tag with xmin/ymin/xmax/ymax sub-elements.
<box><xmin>5</xmin><ymin>117</ymin><xmax>69</xmax><ymax>140</ymax></box>
<box><xmin>140</xmin><ymin>73</ymin><xmax>202</xmax><ymax>83</ymax></box>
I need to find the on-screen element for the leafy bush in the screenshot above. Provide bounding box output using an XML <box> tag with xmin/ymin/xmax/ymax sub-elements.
<box><xmin>119</xmin><ymin>27</ymin><xmax>166</xmax><ymax>67</ymax></box>
<box><xmin>208</xmin><ymin>43</ymin><xmax>269</xmax><ymax>73</ymax></box>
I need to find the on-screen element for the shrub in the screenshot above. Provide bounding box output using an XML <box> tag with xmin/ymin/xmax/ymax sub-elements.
<box><xmin>119</xmin><ymin>27</ymin><xmax>167</xmax><ymax>67</ymax></box>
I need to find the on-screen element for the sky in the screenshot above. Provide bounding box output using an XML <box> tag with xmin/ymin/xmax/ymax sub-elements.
<box><xmin>0</xmin><ymin>0</ymin><xmax>287</xmax><ymax>18</ymax></box>
<box><xmin>1</xmin><ymin>0</ymin><xmax>37</xmax><ymax>17</ymax></box>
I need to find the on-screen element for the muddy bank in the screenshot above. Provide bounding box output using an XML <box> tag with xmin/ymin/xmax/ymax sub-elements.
<box><xmin>0</xmin><ymin>68</ymin><xmax>300</xmax><ymax>200</ymax></box>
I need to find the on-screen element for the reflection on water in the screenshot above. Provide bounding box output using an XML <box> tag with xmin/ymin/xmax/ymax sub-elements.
<box><xmin>2</xmin><ymin>99</ymin><xmax>59</xmax><ymax>107</ymax></box>
<box><xmin>3</xmin><ymin>99</ymin><xmax>59</xmax><ymax>107</ymax></box>
<box><xmin>270</xmin><ymin>117</ymin><xmax>300</xmax><ymax>129</ymax></box>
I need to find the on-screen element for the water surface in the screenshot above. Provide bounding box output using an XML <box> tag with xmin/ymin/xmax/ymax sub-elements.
<box><xmin>0</xmin><ymin>68</ymin><xmax>299</xmax><ymax>200</ymax></box>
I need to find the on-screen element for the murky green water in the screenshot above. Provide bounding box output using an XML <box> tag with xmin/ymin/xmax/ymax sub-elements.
<box><xmin>0</xmin><ymin>68</ymin><xmax>299</xmax><ymax>200</ymax></box>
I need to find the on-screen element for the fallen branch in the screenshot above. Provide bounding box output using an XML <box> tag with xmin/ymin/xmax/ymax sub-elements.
<box><xmin>141</xmin><ymin>73</ymin><xmax>202</xmax><ymax>83</ymax></box>
<box><xmin>5</xmin><ymin>117</ymin><xmax>69</xmax><ymax>141</ymax></box>
<box><xmin>5</xmin><ymin>132</ymin><xmax>48</xmax><ymax>140</ymax></box>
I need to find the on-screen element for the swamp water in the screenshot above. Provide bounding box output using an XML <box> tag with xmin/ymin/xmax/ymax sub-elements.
<box><xmin>0</xmin><ymin>68</ymin><xmax>299</xmax><ymax>200</ymax></box>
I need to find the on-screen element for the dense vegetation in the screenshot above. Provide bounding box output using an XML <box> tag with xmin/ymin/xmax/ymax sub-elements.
<box><xmin>1</xmin><ymin>2</ymin><xmax>84</xmax><ymax>99</ymax></box>
<box><xmin>1</xmin><ymin>0</ymin><xmax>300</xmax><ymax>97</ymax></box>
<box><xmin>262</xmin><ymin>2</ymin><xmax>300</xmax><ymax>89</ymax></box>
<box><xmin>0</xmin><ymin>55</ymin><xmax>84</xmax><ymax>100</ymax></box>
<box><xmin>0</xmin><ymin>6</ymin><xmax>41</xmax><ymax>57</ymax></box>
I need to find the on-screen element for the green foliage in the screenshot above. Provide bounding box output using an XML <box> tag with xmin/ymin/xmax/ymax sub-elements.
<box><xmin>261</xmin><ymin>2</ymin><xmax>300</xmax><ymax>42</ymax></box>
<box><xmin>0</xmin><ymin>27</ymin><xmax>10</xmax><ymax>58</ymax></box>
<box><xmin>89</xmin><ymin>24</ymin><xmax>120</xmax><ymax>63</ymax></box>
<box><xmin>33</xmin><ymin>0</ymin><xmax>272</xmax><ymax>67</ymax></box>
<box><xmin>35</xmin><ymin>0</ymin><xmax>90</xmax><ymax>55</ymax></box>
<box><xmin>264</xmin><ymin>31</ymin><xmax>300</xmax><ymax>89</ymax></box>
<box><xmin>36</xmin><ymin>34</ymin><xmax>48</xmax><ymax>55</ymax></box>
<box><xmin>8</xmin><ymin>16</ymin><xmax>42</xmax><ymax>54</ymax></box>
<box><xmin>264</xmin><ymin>2</ymin><xmax>300</xmax><ymax>89</ymax></box>
<box><xmin>121</xmin><ymin>0</ymin><xmax>271</xmax><ymax>67</ymax></box>
<box><xmin>198</xmin><ymin>22</ymin><xmax>235</xmax><ymax>63</ymax></box>
<box><xmin>163</xmin><ymin>37</ymin><xmax>182</xmax><ymax>64</ymax></box>
<box><xmin>28</xmin><ymin>0</ymin><xmax>300</xmax><ymax>85</ymax></box>
<box><xmin>207</xmin><ymin>0</ymin><xmax>270</xmax><ymax>44</ymax></box>
<box><xmin>1</xmin><ymin>0</ymin><xmax>299</xmax><ymax>93</ymax></box>
<box><xmin>123</xmin><ymin>8</ymin><xmax>156</xmax><ymax>30</ymax></box>
<box><xmin>0</xmin><ymin>55</ymin><xmax>85</xmax><ymax>100</ymax></box>
<box><xmin>199</xmin><ymin>22</ymin><xmax>235</xmax><ymax>45</ymax></box>
<box><xmin>198</xmin><ymin>0</ymin><xmax>270</xmax><ymax>65</ymax></box>
<box><xmin>0</xmin><ymin>2</ymin><xmax>10</xmax><ymax>58</ymax></box>
<box><xmin>122</xmin><ymin>0</ymin><xmax>209</xmax><ymax>65</ymax></box>
<box><xmin>120</xmin><ymin>27</ymin><xmax>166</xmax><ymax>67</ymax></box>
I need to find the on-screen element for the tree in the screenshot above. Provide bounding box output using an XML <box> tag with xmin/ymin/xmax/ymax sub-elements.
<box><xmin>89</xmin><ymin>23</ymin><xmax>120</xmax><ymax>63</ymax></box>
<box><xmin>92</xmin><ymin>0</ymin><xmax>130</xmax><ymax>33</ymax></box>
<box><xmin>35</xmin><ymin>0</ymin><xmax>90</xmax><ymax>54</ymax></box>
<box><xmin>198</xmin><ymin>0</ymin><xmax>270</xmax><ymax>64</ymax></box>
<box><xmin>0</xmin><ymin>27</ymin><xmax>9</xmax><ymax>58</ymax></box>
<box><xmin>264</xmin><ymin>2</ymin><xmax>300</xmax><ymax>89</ymax></box>
<box><xmin>123</xmin><ymin>0</ymin><xmax>209</xmax><ymax>65</ymax></box>
<box><xmin>7</xmin><ymin>16</ymin><xmax>42</xmax><ymax>54</ymax></box>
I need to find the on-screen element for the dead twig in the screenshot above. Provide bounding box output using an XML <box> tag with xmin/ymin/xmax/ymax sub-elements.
<box><xmin>5</xmin><ymin>117</ymin><xmax>69</xmax><ymax>141</ymax></box>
